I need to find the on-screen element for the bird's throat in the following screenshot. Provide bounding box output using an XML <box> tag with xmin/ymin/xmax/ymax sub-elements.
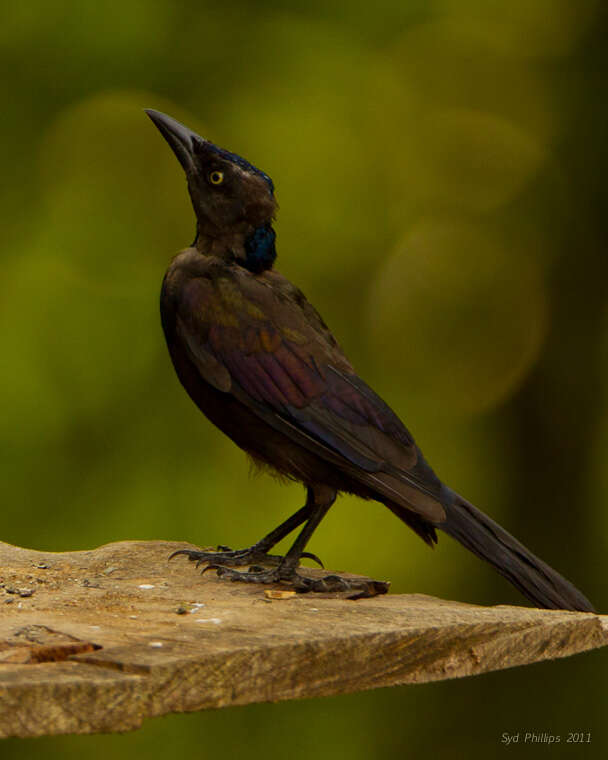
<box><xmin>194</xmin><ymin>223</ymin><xmax>276</xmax><ymax>273</ymax></box>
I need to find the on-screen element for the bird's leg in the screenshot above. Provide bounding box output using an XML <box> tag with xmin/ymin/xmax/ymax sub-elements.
<box><xmin>209</xmin><ymin>485</ymin><xmax>390</xmax><ymax>598</ymax></box>
<box><xmin>169</xmin><ymin>501</ymin><xmax>323</xmax><ymax>568</ymax></box>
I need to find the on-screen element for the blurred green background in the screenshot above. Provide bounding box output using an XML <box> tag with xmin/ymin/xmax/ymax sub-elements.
<box><xmin>1</xmin><ymin>0</ymin><xmax>607</xmax><ymax>757</ymax></box>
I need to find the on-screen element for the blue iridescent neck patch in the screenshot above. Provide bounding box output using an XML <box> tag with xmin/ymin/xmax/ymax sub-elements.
<box><xmin>244</xmin><ymin>225</ymin><xmax>277</xmax><ymax>273</ymax></box>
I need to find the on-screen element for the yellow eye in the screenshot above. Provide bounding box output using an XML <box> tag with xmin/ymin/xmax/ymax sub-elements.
<box><xmin>209</xmin><ymin>170</ymin><xmax>224</xmax><ymax>185</ymax></box>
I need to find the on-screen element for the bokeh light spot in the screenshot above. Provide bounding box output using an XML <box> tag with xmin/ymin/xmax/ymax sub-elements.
<box><xmin>367</xmin><ymin>218</ymin><xmax>548</xmax><ymax>417</ymax></box>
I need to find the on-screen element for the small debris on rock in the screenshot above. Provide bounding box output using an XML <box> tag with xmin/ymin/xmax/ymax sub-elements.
<box><xmin>4</xmin><ymin>587</ymin><xmax>34</xmax><ymax>597</ymax></box>
<box><xmin>264</xmin><ymin>589</ymin><xmax>297</xmax><ymax>600</ymax></box>
<box><xmin>82</xmin><ymin>579</ymin><xmax>101</xmax><ymax>588</ymax></box>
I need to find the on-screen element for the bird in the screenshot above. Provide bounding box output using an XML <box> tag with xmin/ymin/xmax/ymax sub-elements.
<box><xmin>145</xmin><ymin>108</ymin><xmax>594</xmax><ymax>611</ymax></box>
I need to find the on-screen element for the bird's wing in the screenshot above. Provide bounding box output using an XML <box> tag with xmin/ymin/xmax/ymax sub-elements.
<box><xmin>175</xmin><ymin>267</ymin><xmax>445</xmax><ymax>522</ymax></box>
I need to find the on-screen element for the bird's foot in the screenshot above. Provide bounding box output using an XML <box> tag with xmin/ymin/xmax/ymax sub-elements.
<box><xmin>206</xmin><ymin>564</ymin><xmax>389</xmax><ymax>599</ymax></box>
<box><xmin>169</xmin><ymin>544</ymin><xmax>323</xmax><ymax>569</ymax></box>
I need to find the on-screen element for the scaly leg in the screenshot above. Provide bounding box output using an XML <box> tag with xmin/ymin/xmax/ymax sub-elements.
<box><xmin>207</xmin><ymin>485</ymin><xmax>390</xmax><ymax>598</ymax></box>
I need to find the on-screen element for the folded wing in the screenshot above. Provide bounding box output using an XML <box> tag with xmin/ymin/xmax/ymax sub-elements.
<box><xmin>175</xmin><ymin>268</ymin><xmax>446</xmax><ymax>523</ymax></box>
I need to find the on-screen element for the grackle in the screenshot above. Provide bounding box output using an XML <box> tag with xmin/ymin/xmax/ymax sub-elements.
<box><xmin>146</xmin><ymin>109</ymin><xmax>594</xmax><ymax>611</ymax></box>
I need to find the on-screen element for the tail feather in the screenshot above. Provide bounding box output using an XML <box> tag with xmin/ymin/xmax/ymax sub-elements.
<box><xmin>438</xmin><ymin>489</ymin><xmax>595</xmax><ymax>613</ymax></box>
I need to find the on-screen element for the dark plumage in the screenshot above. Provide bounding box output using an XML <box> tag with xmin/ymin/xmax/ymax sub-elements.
<box><xmin>146</xmin><ymin>109</ymin><xmax>594</xmax><ymax>610</ymax></box>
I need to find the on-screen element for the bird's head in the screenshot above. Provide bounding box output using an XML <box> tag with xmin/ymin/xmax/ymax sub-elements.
<box><xmin>146</xmin><ymin>109</ymin><xmax>277</xmax><ymax>272</ymax></box>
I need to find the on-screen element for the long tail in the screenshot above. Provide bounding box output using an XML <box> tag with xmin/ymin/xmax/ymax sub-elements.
<box><xmin>438</xmin><ymin>489</ymin><xmax>595</xmax><ymax>612</ymax></box>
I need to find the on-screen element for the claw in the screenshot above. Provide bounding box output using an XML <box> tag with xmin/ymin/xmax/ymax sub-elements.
<box><xmin>201</xmin><ymin>564</ymin><xmax>221</xmax><ymax>575</ymax></box>
<box><xmin>169</xmin><ymin>549</ymin><xmax>198</xmax><ymax>562</ymax></box>
<box><xmin>300</xmin><ymin>551</ymin><xmax>324</xmax><ymax>568</ymax></box>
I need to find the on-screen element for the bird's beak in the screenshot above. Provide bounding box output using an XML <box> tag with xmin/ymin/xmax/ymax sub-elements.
<box><xmin>145</xmin><ymin>109</ymin><xmax>200</xmax><ymax>175</ymax></box>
